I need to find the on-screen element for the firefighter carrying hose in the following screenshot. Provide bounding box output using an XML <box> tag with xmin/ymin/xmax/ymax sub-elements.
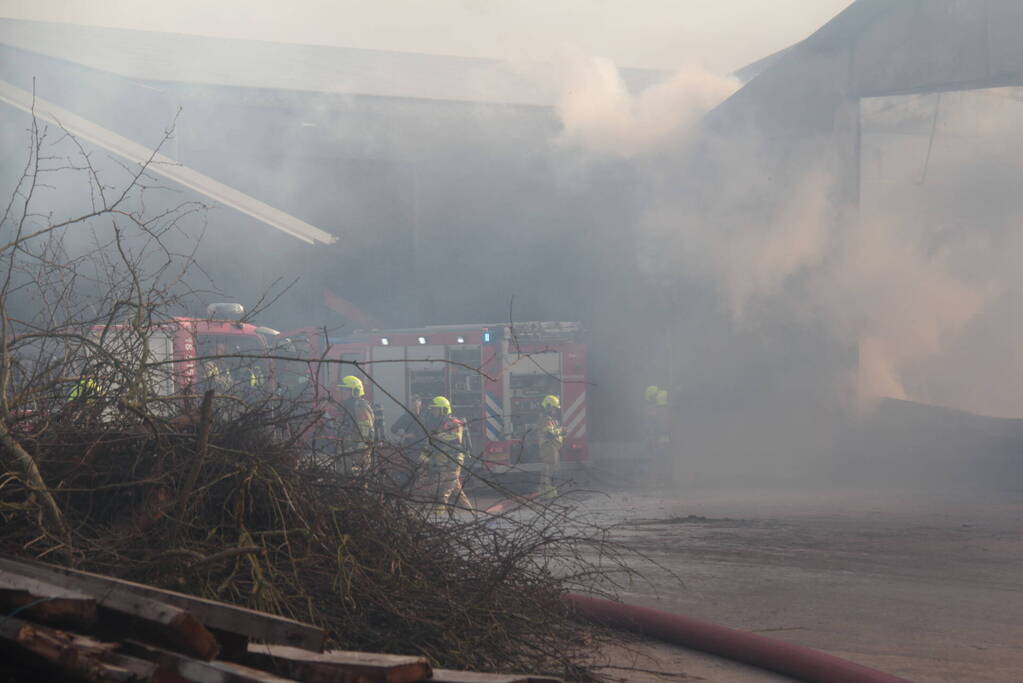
<box><xmin>536</xmin><ymin>394</ymin><xmax>564</xmax><ymax>499</ymax></box>
<box><xmin>419</xmin><ymin>396</ymin><xmax>472</xmax><ymax>514</ymax></box>
<box><xmin>335</xmin><ymin>375</ymin><xmax>374</xmax><ymax>474</ymax></box>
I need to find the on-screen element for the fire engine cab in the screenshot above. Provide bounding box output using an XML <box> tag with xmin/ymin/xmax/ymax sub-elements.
<box><xmin>318</xmin><ymin>322</ymin><xmax>588</xmax><ymax>471</ymax></box>
<box><xmin>91</xmin><ymin>303</ymin><xmax>286</xmax><ymax>398</ymax></box>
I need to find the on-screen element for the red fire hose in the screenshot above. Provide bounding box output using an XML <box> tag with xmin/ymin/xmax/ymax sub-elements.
<box><xmin>565</xmin><ymin>594</ymin><xmax>914</xmax><ymax>683</ymax></box>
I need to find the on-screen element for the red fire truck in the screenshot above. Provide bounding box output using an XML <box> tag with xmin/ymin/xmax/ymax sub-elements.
<box><xmin>306</xmin><ymin>322</ymin><xmax>588</xmax><ymax>471</ymax></box>
<box><xmin>91</xmin><ymin>303</ymin><xmax>294</xmax><ymax>400</ymax></box>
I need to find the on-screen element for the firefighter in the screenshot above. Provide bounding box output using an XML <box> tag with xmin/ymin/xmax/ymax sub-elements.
<box><xmin>335</xmin><ymin>375</ymin><xmax>375</xmax><ymax>474</ymax></box>
<box><xmin>372</xmin><ymin>402</ymin><xmax>386</xmax><ymax>441</ymax></box>
<box><xmin>386</xmin><ymin>395</ymin><xmax>425</xmax><ymax>487</ymax></box>
<box><xmin>67</xmin><ymin>375</ymin><xmax>110</xmax><ymax>423</ymax></box>
<box><xmin>536</xmin><ymin>394</ymin><xmax>564</xmax><ymax>499</ymax></box>
<box><xmin>419</xmin><ymin>396</ymin><xmax>472</xmax><ymax>514</ymax></box>
<box><xmin>67</xmin><ymin>376</ymin><xmax>101</xmax><ymax>403</ymax></box>
<box><xmin>202</xmin><ymin>360</ymin><xmax>232</xmax><ymax>391</ymax></box>
<box><xmin>391</xmin><ymin>395</ymin><xmax>426</xmax><ymax>447</ymax></box>
<box><xmin>239</xmin><ymin>363</ymin><xmax>264</xmax><ymax>388</ymax></box>
<box><xmin>654</xmin><ymin>388</ymin><xmax>671</xmax><ymax>481</ymax></box>
<box><xmin>641</xmin><ymin>384</ymin><xmax>660</xmax><ymax>464</ymax></box>
<box><xmin>642</xmin><ymin>385</ymin><xmax>659</xmax><ymax>433</ymax></box>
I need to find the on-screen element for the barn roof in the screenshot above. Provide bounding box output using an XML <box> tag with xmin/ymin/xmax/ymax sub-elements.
<box><xmin>0</xmin><ymin>18</ymin><xmax>664</xmax><ymax>107</ymax></box>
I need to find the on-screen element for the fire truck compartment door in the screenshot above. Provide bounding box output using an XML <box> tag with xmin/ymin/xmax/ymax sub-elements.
<box><xmin>406</xmin><ymin>345</ymin><xmax>447</xmax><ymax>411</ymax></box>
<box><xmin>369</xmin><ymin>345</ymin><xmax>407</xmax><ymax>432</ymax></box>
<box><xmin>147</xmin><ymin>330</ymin><xmax>175</xmax><ymax>397</ymax></box>
<box><xmin>507</xmin><ymin>351</ymin><xmax>560</xmax><ymax>376</ymax></box>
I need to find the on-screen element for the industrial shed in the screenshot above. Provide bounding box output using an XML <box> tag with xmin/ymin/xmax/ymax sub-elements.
<box><xmin>699</xmin><ymin>0</ymin><xmax>1023</xmax><ymax>417</ymax></box>
<box><xmin>0</xmin><ymin>18</ymin><xmax>661</xmax><ymax>331</ymax></box>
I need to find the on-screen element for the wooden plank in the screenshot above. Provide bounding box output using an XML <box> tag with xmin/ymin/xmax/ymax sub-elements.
<box><xmin>96</xmin><ymin>588</ymin><xmax>219</xmax><ymax>662</ymax></box>
<box><xmin>211</xmin><ymin>625</ymin><xmax>252</xmax><ymax>660</ymax></box>
<box><xmin>0</xmin><ymin>559</ymin><xmax>219</xmax><ymax>661</ymax></box>
<box><xmin>126</xmin><ymin>641</ymin><xmax>301</xmax><ymax>683</ymax></box>
<box><xmin>0</xmin><ymin>572</ymin><xmax>97</xmax><ymax>627</ymax></box>
<box><xmin>245</xmin><ymin>643</ymin><xmax>431</xmax><ymax>683</ymax></box>
<box><xmin>429</xmin><ymin>671</ymin><xmax>562</xmax><ymax>683</ymax></box>
<box><xmin>99</xmin><ymin>652</ymin><xmax>161</xmax><ymax>680</ymax></box>
<box><xmin>0</xmin><ymin>616</ymin><xmax>140</xmax><ymax>682</ymax></box>
<box><xmin>0</xmin><ymin>555</ymin><xmax>324</xmax><ymax>651</ymax></box>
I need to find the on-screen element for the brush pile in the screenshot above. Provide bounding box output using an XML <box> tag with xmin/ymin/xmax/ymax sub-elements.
<box><xmin>0</xmin><ymin>385</ymin><xmax>623</xmax><ymax>679</ymax></box>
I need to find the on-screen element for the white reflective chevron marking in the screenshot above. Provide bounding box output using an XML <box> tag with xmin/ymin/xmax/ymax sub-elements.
<box><xmin>565</xmin><ymin>409</ymin><xmax>585</xmax><ymax>436</ymax></box>
<box><xmin>563</xmin><ymin>392</ymin><xmax>586</xmax><ymax>436</ymax></box>
<box><xmin>485</xmin><ymin>392</ymin><xmax>502</xmax><ymax>439</ymax></box>
<box><xmin>562</xmin><ymin>392</ymin><xmax>585</xmax><ymax>423</ymax></box>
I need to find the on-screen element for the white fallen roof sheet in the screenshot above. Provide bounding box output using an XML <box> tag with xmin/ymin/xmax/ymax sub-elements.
<box><xmin>0</xmin><ymin>78</ymin><xmax>337</xmax><ymax>245</ymax></box>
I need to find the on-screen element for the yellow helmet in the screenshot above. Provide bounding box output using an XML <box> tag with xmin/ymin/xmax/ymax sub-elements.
<box><xmin>337</xmin><ymin>375</ymin><xmax>365</xmax><ymax>397</ymax></box>
<box><xmin>645</xmin><ymin>385</ymin><xmax>660</xmax><ymax>402</ymax></box>
<box><xmin>656</xmin><ymin>389</ymin><xmax>668</xmax><ymax>406</ymax></box>
<box><xmin>429</xmin><ymin>396</ymin><xmax>452</xmax><ymax>415</ymax></box>
<box><xmin>541</xmin><ymin>395</ymin><xmax>560</xmax><ymax>411</ymax></box>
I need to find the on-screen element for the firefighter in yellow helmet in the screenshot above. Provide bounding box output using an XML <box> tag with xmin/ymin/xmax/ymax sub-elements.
<box><xmin>419</xmin><ymin>396</ymin><xmax>472</xmax><ymax>514</ymax></box>
<box><xmin>536</xmin><ymin>394</ymin><xmax>564</xmax><ymax>499</ymax></box>
<box><xmin>67</xmin><ymin>375</ymin><xmax>109</xmax><ymax>423</ymax></box>
<box><xmin>335</xmin><ymin>375</ymin><xmax>375</xmax><ymax>474</ymax></box>
<box><xmin>67</xmin><ymin>376</ymin><xmax>102</xmax><ymax>403</ymax></box>
<box><xmin>240</xmin><ymin>362</ymin><xmax>265</xmax><ymax>388</ymax></box>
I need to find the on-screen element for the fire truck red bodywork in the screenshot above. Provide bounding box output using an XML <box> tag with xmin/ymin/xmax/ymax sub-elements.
<box><xmin>95</xmin><ymin>318</ymin><xmax>273</xmax><ymax>397</ymax></box>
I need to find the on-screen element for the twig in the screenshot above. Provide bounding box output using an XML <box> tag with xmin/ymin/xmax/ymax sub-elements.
<box><xmin>173</xmin><ymin>389</ymin><xmax>214</xmax><ymax>539</ymax></box>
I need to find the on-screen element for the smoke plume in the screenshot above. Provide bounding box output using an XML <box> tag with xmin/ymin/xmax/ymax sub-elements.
<box><xmin>622</xmin><ymin>86</ymin><xmax>1023</xmax><ymax>419</ymax></box>
<box><xmin>554</xmin><ymin>55</ymin><xmax>739</xmax><ymax>157</ymax></box>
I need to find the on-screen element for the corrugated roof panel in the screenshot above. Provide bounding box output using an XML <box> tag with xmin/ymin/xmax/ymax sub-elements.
<box><xmin>0</xmin><ymin>78</ymin><xmax>337</xmax><ymax>245</ymax></box>
<box><xmin>0</xmin><ymin>18</ymin><xmax>663</xmax><ymax>107</ymax></box>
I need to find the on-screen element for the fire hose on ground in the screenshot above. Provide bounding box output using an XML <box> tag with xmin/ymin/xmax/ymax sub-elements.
<box><xmin>480</xmin><ymin>493</ymin><xmax>913</xmax><ymax>681</ymax></box>
<box><xmin>565</xmin><ymin>594</ymin><xmax>914</xmax><ymax>683</ymax></box>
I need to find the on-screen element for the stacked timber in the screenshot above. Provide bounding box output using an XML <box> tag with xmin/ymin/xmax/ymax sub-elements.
<box><xmin>0</xmin><ymin>555</ymin><xmax>560</xmax><ymax>683</ymax></box>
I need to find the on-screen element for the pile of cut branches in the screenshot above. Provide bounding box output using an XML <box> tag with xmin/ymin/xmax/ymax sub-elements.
<box><xmin>1</xmin><ymin>388</ymin><xmax>629</xmax><ymax>679</ymax></box>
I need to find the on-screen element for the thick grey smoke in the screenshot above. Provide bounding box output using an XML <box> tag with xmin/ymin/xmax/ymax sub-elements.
<box><xmin>553</xmin><ymin>54</ymin><xmax>740</xmax><ymax>157</ymax></box>
<box><xmin>538</xmin><ymin>53</ymin><xmax>1023</xmax><ymax>493</ymax></box>
<box><xmin>565</xmin><ymin>75</ymin><xmax>1023</xmax><ymax>420</ymax></box>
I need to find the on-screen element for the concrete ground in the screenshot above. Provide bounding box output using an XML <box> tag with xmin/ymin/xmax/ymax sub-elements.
<box><xmin>568</xmin><ymin>486</ymin><xmax>1023</xmax><ymax>682</ymax></box>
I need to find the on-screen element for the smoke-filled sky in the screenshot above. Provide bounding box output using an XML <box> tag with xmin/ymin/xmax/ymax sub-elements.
<box><xmin>0</xmin><ymin>0</ymin><xmax>850</xmax><ymax>72</ymax></box>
